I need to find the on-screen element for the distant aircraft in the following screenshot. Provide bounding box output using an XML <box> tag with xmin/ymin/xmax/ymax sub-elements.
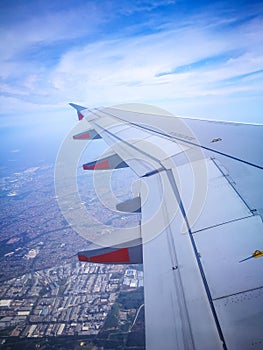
<box><xmin>68</xmin><ymin>103</ymin><xmax>263</xmax><ymax>350</ymax></box>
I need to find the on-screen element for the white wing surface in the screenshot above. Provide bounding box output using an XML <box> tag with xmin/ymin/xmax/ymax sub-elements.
<box><xmin>70</xmin><ymin>103</ymin><xmax>263</xmax><ymax>350</ymax></box>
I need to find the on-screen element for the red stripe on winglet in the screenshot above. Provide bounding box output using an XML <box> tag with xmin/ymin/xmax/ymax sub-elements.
<box><xmin>73</xmin><ymin>132</ymin><xmax>90</xmax><ymax>139</ymax></box>
<box><xmin>83</xmin><ymin>160</ymin><xmax>109</xmax><ymax>170</ymax></box>
<box><xmin>78</xmin><ymin>112</ymin><xmax>84</xmax><ymax>120</ymax></box>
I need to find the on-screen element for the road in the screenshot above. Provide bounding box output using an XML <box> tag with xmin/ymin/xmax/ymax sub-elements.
<box><xmin>129</xmin><ymin>303</ymin><xmax>144</xmax><ymax>332</ymax></box>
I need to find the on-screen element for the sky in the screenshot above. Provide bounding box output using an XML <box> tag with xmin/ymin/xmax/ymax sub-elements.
<box><xmin>0</xmin><ymin>0</ymin><xmax>263</xmax><ymax>171</ymax></box>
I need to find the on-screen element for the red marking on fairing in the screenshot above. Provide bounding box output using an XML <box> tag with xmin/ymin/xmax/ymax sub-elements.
<box><xmin>78</xmin><ymin>112</ymin><xmax>84</xmax><ymax>120</ymax></box>
<box><xmin>90</xmin><ymin>248</ymin><xmax>130</xmax><ymax>263</ymax></box>
<box><xmin>83</xmin><ymin>160</ymin><xmax>109</xmax><ymax>170</ymax></box>
<box><xmin>78</xmin><ymin>254</ymin><xmax>89</xmax><ymax>262</ymax></box>
<box><xmin>73</xmin><ymin>132</ymin><xmax>90</xmax><ymax>139</ymax></box>
<box><xmin>78</xmin><ymin>248</ymin><xmax>130</xmax><ymax>263</ymax></box>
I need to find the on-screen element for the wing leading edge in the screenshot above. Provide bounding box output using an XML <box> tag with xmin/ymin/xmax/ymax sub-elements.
<box><xmin>69</xmin><ymin>103</ymin><xmax>263</xmax><ymax>350</ymax></box>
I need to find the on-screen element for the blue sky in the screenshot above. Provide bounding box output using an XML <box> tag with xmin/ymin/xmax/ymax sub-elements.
<box><xmin>0</xmin><ymin>0</ymin><xmax>262</xmax><ymax>138</ymax></box>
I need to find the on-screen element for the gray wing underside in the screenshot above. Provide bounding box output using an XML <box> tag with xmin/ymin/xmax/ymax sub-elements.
<box><xmin>76</xmin><ymin>105</ymin><xmax>263</xmax><ymax>350</ymax></box>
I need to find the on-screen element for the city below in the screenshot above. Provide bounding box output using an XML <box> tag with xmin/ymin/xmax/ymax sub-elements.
<box><xmin>0</xmin><ymin>164</ymin><xmax>145</xmax><ymax>349</ymax></box>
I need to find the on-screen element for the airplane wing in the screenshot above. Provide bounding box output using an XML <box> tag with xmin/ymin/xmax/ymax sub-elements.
<box><xmin>69</xmin><ymin>103</ymin><xmax>263</xmax><ymax>350</ymax></box>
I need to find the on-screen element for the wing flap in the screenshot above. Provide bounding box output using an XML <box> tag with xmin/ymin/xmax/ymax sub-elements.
<box><xmin>141</xmin><ymin>171</ymin><xmax>223</xmax><ymax>350</ymax></box>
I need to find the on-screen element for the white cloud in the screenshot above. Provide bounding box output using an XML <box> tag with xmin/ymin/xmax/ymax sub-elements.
<box><xmin>0</xmin><ymin>3</ymin><xmax>262</xmax><ymax>122</ymax></box>
<box><xmin>0</xmin><ymin>3</ymin><xmax>106</xmax><ymax>61</ymax></box>
<box><xmin>48</xmin><ymin>16</ymin><xmax>263</xmax><ymax>109</ymax></box>
<box><xmin>112</xmin><ymin>0</ymin><xmax>177</xmax><ymax>15</ymax></box>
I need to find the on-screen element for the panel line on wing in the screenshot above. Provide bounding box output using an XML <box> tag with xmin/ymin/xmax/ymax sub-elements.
<box><xmin>213</xmin><ymin>285</ymin><xmax>263</xmax><ymax>302</ymax></box>
<box><xmin>161</xmin><ymin>173</ymin><xmax>195</xmax><ymax>348</ymax></box>
<box><xmin>210</xmin><ymin>158</ymin><xmax>256</xmax><ymax>213</ymax></box>
<box><xmin>84</xmin><ymin>108</ymin><xmax>194</xmax><ymax>176</ymax></box>
<box><xmin>166</xmin><ymin>168</ymin><xmax>228</xmax><ymax>349</ymax></box>
<box><xmin>192</xmin><ymin>214</ymin><xmax>253</xmax><ymax>235</ymax></box>
<box><xmin>92</xmin><ymin>107</ymin><xmax>263</xmax><ymax>170</ymax></box>
<box><xmin>90</xmin><ymin>119</ymin><xmax>165</xmax><ymax>172</ymax></box>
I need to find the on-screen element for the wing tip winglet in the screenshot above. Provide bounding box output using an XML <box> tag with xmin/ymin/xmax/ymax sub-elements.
<box><xmin>69</xmin><ymin>103</ymin><xmax>87</xmax><ymax>120</ymax></box>
<box><xmin>69</xmin><ymin>103</ymin><xmax>87</xmax><ymax>111</ymax></box>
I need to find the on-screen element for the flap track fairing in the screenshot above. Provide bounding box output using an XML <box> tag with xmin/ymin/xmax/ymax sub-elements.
<box><xmin>83</xmin><ymin>153</ymin><xmax>128</xmax><ymax>170</ymax></box>
<box><xmin>78</xmin><ymin>240</ymin><xmax>143</xmax><ymax>264</ymax></box>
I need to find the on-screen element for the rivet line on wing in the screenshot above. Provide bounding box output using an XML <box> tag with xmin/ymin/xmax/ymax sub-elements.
<box><xmin>86</xmin><ymin>109</ymin><xmax>165</xmax><ymax>173</ymax></box>
<box><xmin>94</xmin><ymin>108</ymin><xmax>263</xmax><ymax>171</ymax></box>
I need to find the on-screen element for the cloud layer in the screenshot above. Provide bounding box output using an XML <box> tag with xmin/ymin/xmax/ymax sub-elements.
<box><xmin>0</xmin><ymin>0</ymin><xmax>262</xmax><ymax>123</ymax></box>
